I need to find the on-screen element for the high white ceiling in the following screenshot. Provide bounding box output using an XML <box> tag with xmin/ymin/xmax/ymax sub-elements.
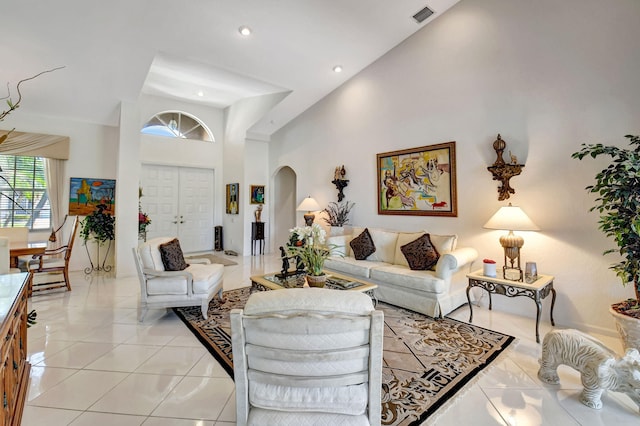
<box><xmin>1</xmin><ymin>0</ymin><xmax>460</xmax><ymax>136</ymax></box>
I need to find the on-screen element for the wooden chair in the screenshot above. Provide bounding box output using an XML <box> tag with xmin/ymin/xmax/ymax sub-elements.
<box><xmin>27</xmin><ymin>216</ymin><xmax>79</xmax><ymax>295</ymax></box>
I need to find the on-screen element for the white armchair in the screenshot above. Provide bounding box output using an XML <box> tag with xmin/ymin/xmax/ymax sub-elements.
<box><xmin>133</xmin><ymin>237</ymin><xmax>225</xmax><ymax>322</ymax></box>
<box><xmin>231</xmin><ymin>288</ymin><xmax>383</xmax><ymax>426</ymax></box>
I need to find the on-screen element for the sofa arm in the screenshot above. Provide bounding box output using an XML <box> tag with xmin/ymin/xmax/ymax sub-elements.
<box><xmin>435</xmin><ymin>247</ymin><xmax>478</xmax><ymax>281</ymax></box>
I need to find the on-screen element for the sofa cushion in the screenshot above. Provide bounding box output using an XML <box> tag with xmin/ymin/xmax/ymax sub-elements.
<box><xmin>138</xmin><ymin>236</ymin><xmax>175</xmax><ymax>271</ymax></box>
<box><xmin>370</xmin><ymin>265</ymin><xmax>447</xmax><ymax>294</ymax></box>
<box><xmin>249</xmin><ymin>382</ymin><xmax>368</xmax><ymax>415</ymax></box>
<box><xmin>394</xmin><ymin>232</ymin><xmax>426</xmax><ymax>266</ymax></box>
<box><xmin>428</xmin><ymin>233</ymin><xmax>457</xmax><ymax>253</ymax></box>
<box><xmin>324</xmin><ymin>256</ymin><xmax>390</xmax><ymax>279</ymax></box>
<box><xmin>401</xmin><ymin>233</ymin><xmax>440</xmax><ymax>271</ymax></box>
<box><xmin>366</xmin><ymin>229</ymin><xmax>399</xmax><ymax>263</ymax></box>
<box><xmin>159</xmin><ymin>238</ymin><xmax>189</xmax><ymax>271</ymax></box>
<box><xmin>327</xmin><ymin>234</ymin><xmax>353</xmax><ymax>257</ymax></box>
<box><xmin>146</xmin><ymin>263</ymin><xmax>223</xmax><ymax>295</ymax></box>
<box><xmin>350</xmin><ymin>228</ymin><xmax>375</xmax><ymax>260</ymax></box>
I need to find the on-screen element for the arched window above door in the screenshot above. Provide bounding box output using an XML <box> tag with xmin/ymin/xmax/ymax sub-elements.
<box><xmin>141</xmin><ymin>111</ymin><xmax>214</xmax><ymax>142</ymax></box>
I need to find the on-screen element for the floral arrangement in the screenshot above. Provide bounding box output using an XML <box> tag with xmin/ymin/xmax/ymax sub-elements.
<box><xmin>138</xmin><ymin>187</ymin><xmax>151</xmax><ymax>234</ymax></box>
<box><xmin>139</xmin><ymin>212</ymin><xmax>151</xmax><ymax>233</ymax></box>
<box><xmin>286</xmin><ymin>223</ymin><xmax>337</xmax><ymax>276</ymax></box>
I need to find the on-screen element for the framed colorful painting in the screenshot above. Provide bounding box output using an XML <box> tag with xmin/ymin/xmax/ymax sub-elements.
<box><xmin>69</xmin><ymin>177</ymin><xmax>116</xmax><ymax>216</ymax></box>
<box><xmin>226</xmin><ymin>183</ymin><xmax>239</xmax><ymax>214</ymax></box>
<box><xmin>377</xmin><ymin>142</ymin><xmax>457</xmax><ymax>217</ymax></box>
<box><xmin>250</xmin><ymin>185</ymin><xmax>265</xmax><ymax>204</ymax></box>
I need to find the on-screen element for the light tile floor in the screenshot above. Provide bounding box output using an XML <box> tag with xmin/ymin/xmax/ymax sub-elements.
<box><xmin>22</xmin><ymin>253</ymin><xmax>639</xmax><ymax>425</ymax></box>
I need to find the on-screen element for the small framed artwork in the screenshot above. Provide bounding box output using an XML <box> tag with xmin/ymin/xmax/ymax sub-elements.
<box><xmin>226</xmin><ymin>183</ymin><xmax>239</xmax><ymax>214</ymax></box>
<box><xmin>69</xmin><ymin>177</ymin><xmax>116</xmax><ymax>216</ymax></box>
<box><xmin>377</xmin><ymin>141</ymin><xmax>457</xmax><ymax>217</ymax></box>
<box><xmin>250</xmin><ymin>185</ymin><xmax>265</xmax><ymax>204</ymax></box>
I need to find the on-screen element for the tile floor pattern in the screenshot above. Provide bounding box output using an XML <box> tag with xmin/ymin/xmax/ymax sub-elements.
<box><xmin>22</xmin><ymin>253</ymin><xmax>639</xmax><ymax>426</ymax></box>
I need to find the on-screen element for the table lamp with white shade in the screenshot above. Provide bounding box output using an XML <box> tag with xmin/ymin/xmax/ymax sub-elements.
<box><xmin>483</xmin><ymin>203</ymin><xmax>539</xmax><ymax>281</ymax></box>
<box><xmin>297</xmin><ymin>196</ymin><xmax>321</xmax><ymax>226</ymax></box>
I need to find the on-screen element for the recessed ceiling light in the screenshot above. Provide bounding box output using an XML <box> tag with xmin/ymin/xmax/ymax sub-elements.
<box><xmin>333</xmin><ymin>65</ymin><xmax>343</xmax><ymax>73</ymax></box>
<box><xmin>238</xmin><ymin>26</ymin><xmax>252</xmax><ymax>36</ymax></box>
<box><xmin>197</xmin><ymin>90</ymin><xmax>204</xmax><ymax>97</ymax></box>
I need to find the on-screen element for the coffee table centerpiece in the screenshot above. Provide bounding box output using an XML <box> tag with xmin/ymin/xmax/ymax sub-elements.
<box><xmin>286</xmin><ymin>223</ymin><xmax>338</xmax><ymax>287</ymax></box>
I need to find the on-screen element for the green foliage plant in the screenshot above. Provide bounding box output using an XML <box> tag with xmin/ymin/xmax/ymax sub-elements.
<box><xmin>80</xmin><ymin>203</ymin><xmax>116</xmax><ymax>245</ymax></box>
<box><xmin>572</xmin><ymin>134</ymin><xmax>640</xmax><ymax>314</ymax></box>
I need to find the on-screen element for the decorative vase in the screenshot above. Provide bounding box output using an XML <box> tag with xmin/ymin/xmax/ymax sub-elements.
<box><xmin>330</xmin><ymin>226</ymin><xmax>345</xmax><ymax>236</ymax></box>
<box><xmin>609</xmin><ymin>306</ymin><xmax>640</xmax><ymax>351</ymax></box>
<box><xmin>306</xmin><ymin>274</ymin><xmax>327</xmax><ymax>288</ymax></box>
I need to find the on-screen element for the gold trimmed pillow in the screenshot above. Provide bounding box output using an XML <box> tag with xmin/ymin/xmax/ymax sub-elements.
<box><xmin>400</xmin><ymin>233</ymin><xmax>440</xmax><ymax>271</ymax></box>
<box><xmin>349</xmin><ymin>228</ymin><xmax>376</xmax><ymax>260</ymax></box>
<box><xmin>159</xmin><ymin>238</ymin><xmax>189</xmax><ymax>271</ymax></box>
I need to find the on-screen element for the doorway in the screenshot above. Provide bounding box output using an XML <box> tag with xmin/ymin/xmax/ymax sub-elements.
<box><xmin>141</xmin><ymin>164</ymin><xmax>214</xmax><ymax>253</ymax></box>
<box><xmin>273</xmin><ymin>166</ymin><xmax>296</xmax><ymax>249</ymax></box>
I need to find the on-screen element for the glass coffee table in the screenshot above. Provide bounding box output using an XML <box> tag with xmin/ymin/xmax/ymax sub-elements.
<box><xmin>250</xmin><ymin>270</ymin><xmax>378</xmax><ymax>303</ymax></box>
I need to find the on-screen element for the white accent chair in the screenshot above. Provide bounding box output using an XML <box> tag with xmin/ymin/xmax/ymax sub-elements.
<box><xmin>133</xmin><ymin>237</ymin><xmax>225</xmax><ymax>322</ymax></box>
<box><xmin>231</xmin><ymin>288</ymin><xmax>383</xmax><ymax>426</ymax></box>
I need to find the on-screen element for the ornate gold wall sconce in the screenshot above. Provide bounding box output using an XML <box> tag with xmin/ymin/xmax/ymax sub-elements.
<box><xmin>487</xmin><ymin>134</ymin><xmax>524</xmax><ymax>201</ymax></box>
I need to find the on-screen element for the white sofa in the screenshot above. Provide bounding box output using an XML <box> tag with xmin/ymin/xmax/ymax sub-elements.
<box><xmin>325</xmin><ymin>227</ymin><xmax>478</xmax><ymax>317</ymax></box>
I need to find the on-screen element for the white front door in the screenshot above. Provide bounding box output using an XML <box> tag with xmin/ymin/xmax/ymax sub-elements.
<box><xmin>141</xmin><ymin>165</ymin><xmax>214</xmax><ymax>253</ymax></box>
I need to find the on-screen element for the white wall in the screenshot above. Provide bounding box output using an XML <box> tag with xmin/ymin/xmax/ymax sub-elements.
<box><xmin>269</xmin><ymin>0</ymin><xmax>640</xmax><ymax>335</ymax></box>
<box><xmin>244</xmin><ymin>139</ymin><xmax>269</xmax><ymax>255</ymax></box>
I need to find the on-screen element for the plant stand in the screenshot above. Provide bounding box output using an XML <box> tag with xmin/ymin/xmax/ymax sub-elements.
<box><xmin>84</xmin><ymin>240</ymin><xmax>113</xmax><ymax>274</ymax></box>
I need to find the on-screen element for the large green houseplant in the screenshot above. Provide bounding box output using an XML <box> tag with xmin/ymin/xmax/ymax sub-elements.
<box><xmin>572</xmin><ymin>135</ymin><xmax>640</xmax><ymax>325</ymax></box>
<box><xmin>80</xmin><ymin>203</ymin><xmax>115</xmax><ymax>273</ymax></box>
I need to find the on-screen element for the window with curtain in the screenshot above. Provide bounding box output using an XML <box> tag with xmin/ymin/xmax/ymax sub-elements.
<box><xmin>0</xmin><ymin>155</ymin><xmax>50</xmax><ymax>230</ymax></box>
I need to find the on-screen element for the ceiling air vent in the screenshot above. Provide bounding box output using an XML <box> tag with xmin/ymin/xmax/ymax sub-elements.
<box><xmin>413</xmin><ymin>5</ymin><xmax>434</xmax><ymax>23</ymax></box>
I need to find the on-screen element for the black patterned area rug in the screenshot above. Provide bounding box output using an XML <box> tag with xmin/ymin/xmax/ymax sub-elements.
<box><xmin>174</xmin><ymin>287</ymin><xmax>515</xmax><ymax>425</ymax></box>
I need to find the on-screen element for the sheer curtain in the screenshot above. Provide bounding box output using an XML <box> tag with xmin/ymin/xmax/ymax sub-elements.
<box><xmin>45</xmin><ymin>158</ymin><xmax>67</xmax><ymax>243</ymax></box>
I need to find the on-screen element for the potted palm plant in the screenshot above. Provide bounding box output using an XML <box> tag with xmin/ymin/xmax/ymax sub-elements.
<box><xmin>572</xmin><ymin>134</ymin><xmax>640</xmax><ymax>349</ymax></box>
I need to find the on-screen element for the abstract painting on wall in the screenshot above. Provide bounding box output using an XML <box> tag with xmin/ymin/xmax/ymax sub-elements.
<box><xmin>377</xmin><ymin>142</ymin><xmax>457</xmax><ymax>217</ymax></box>
<box><xmin>69</xmin><ymin>177</ymin><xmax>116</xmax><ymax>216</ymax></box>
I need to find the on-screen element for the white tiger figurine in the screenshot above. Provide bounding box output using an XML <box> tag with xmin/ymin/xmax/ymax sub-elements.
<box><xmin>538</xmin><ymin>328</ymin><xmax>640</xmax><ymax>411</ymax></box>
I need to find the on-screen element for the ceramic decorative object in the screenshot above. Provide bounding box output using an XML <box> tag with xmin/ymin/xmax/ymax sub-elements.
<box><xmin>306</xmin><ymin>274</ymin><xmax>327</xmax><ymax>288</ymax></box>
<box><xmin>609</xmin><ymin>306</ymin><xmax>640</xmax><ymax>351</ymax></box>
<box><xmin>538</xmin><ymin>328</ymin><xmax>640</xmax><ymax>411</ymax></box>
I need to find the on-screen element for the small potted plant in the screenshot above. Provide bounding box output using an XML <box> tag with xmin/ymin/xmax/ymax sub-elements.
<box><xmin>286</xmin><ymin>223</ymin><xmax>337</xmax><ymax>287</ymax></box>
<box><xmin>322</xmin><ymin>201</ymin><xmax>354</xmax><ymax>236</ymax></box>
<box><xmin>572</xmin><ymin>134</ymin><xmax>640</xmax><ymax>349</ymax></box>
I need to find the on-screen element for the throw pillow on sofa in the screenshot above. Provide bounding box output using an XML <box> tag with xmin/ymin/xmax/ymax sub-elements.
<box><xmin>350</xmin><ymin>228</ymin><xmax>376</xmax><ymax>260</ymax></box>
<box><xmin>400</xmin><ymin>233</ymin><xmax>440</xmax><ymax>270</ymax></box>
<box><xmin>159</xmin><ymin>238</ymin><xmax>189</xmax><ymax>271</ymax></box>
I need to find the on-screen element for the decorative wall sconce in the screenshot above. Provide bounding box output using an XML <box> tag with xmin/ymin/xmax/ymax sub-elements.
<box><xmin>331</xmin><ymin>165</ymin><xmax>349</xmax><ymax>202</ymax></box>
<box><xmin>487</xmin><ymin>134</ymin><xmax>524</xmax><ymax>201</ymax></box>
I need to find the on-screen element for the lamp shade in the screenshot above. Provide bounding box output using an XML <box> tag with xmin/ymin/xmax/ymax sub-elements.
<box><xmin>296</xmin><ymin>196</ymin><xmax>321</xmax><ymax>212</ymax></box>
<box><xmin>483</xmin><ymin>203</ymin><xmax>539</xmax><ymax>231</ymax></box>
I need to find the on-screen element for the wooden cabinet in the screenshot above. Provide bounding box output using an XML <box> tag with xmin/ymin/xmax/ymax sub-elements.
<box><xmin>0</xmin><ymin>273</ymin><xmax>30</xmax><ymax>426</ymax></box>
<box><xmin>251</xmin><ymin>222</ymin><xmax>265</xmax><ymax>255</ymax></box>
